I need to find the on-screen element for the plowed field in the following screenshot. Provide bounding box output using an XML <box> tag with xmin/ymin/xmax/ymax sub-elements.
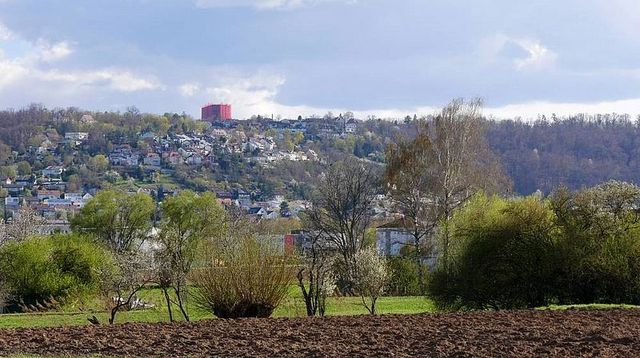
<box><xmin>1</xmin><ymin>309</ymin><xmax>639</xmax><ymax>357</ymax></box>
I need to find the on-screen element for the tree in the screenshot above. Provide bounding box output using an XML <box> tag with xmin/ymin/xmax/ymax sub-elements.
<box><xmin>71</xmin><ymin>189</ymin><xmax>155</xmax><ymax>324</ymax></box>
<box><xmin>156</xmin><ymin>191</ymin><xmax>226</xmax><ymax>322</ymax></box>
<box><xmin>551</xmin><ymin>181</ymin><xmax>640</xmax><ymax>304</ymax></box>
<box><xmin>2</xmin><ymin>207</ymin><xmax>46</xmax><ymax>243</ymax></box>
<box><xmin>304</xmin><ymin>158</ymin><xmax>379</xmax><ymax>294</ymax></box>
<box><xmin>97</xmin><ymin>250</ymin><xmax>154</xmax><ymax>324</ymax></box>
<box><xmin>386</xmin><ymin>99</ymin><xmax>507</xmax><ymax>273</ymax></box>
<box><xmin>88</xmin><ymin>154</ymin><xmax>109</xmax><ymax>173</ymax></box>
<box><xmin>15</xmin><ymin>161</ymin><xmax>31</xmax><ymax>176</ymax></box>
<box><xmin>279</xmin><ymin>201</ymin><xmax>290</xmax><ymax>217</ymax></box>
<box><xmin>72</xmin><ymin>189</ymin><xmax>155</xmax><ymax>253</ymax></box>
<box><xmin>385</xmin><ymin>135</ymin><xmax>439</xmax><ymax>293</ymax></box>
<box><xmin>0</xmin><ymin>142</ymin><xmax>11</xmax><ymax>165</ymax></box>
<box><xmin>353</xmin><ymin>247</ymin><xmax>389</xmax><ymax>315</ymax></box>
<box><xmin>0</xmin><ymin>166</ymin><xmax>16</xmax><ymax>178</ymax></box>
<box><xmin>296</xmin><ymin>232</ymin><xmax>335</xmax><ymax>317</ymax></box>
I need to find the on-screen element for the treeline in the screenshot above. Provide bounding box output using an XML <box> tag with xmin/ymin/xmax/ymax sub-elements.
<box><xmin>487</xmin><ymin>114</ymin><xmax>640</xmax><ymax>195</ymax></box>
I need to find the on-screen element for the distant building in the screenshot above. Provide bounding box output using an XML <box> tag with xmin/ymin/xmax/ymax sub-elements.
<box><xmin>64</xmin><ymin>132</ymin><xmax>89</xmax><ymax>141</ymax></box>
<box><xmin>376</xmin><ymin>219</ymin><xmax>439</xmax><ymax>269</ymax></box>
<box><xmin>202</xmin><ymin>104</ymin><xmax>232</xmax><ymax>121</ymax></box>
<box><xmin>345</xmin><ymin>118</ymin><xmax>358</xmax><ymax>134</ymax></box>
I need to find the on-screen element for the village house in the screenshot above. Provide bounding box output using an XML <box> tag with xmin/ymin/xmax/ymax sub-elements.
<box><xmin>375</xmin><ymin>219</ymin><xmax>438</xmax><ymax>269</ymax></box>
<box><xmin>64</xmin><ymin>132</ymin><xmax>89</xmax><ymax>141</ymax></box>
<box><xmin>109</xmin><ymin>145</ymin><xmax>140</xmax><ymax>167</ymax></box>
<box><xmin>42</xmin><ymin>166</ymin><xmax>64</xmax><ymax>179</ymax></box>
<box><xmin>143</xmin><ymin>153</ymin><xmax>162</xmax><ymax>167</ymax></box>
<box><xmin>345</xmin><ymin>118</ymin><xmax>358</xmax><ymax>134</ymax></box>
<box><xmin>37</xmin><ymin>189</ymin><xmax>62</xmax><ymax>201</ymax></box>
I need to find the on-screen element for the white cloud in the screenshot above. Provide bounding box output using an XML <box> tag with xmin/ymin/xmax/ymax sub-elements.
<box><xmin>480</xmin><ymin>34</ymin><xmax>557</xmax><ymax>71</ymax></box>
<box><xmin>39</xmin><ymin>68</ymin><xmax>164</xmax><ymax>92</ymax></box>
<box><xmin>0</xmin><ymin>56</ymin><xmax>29</xmax><ymax>88</ymax></box>
<box><xmin>512</xmin><ymin>39</ymin><xmax>557</xmax><ymax>71</ymax></box>
<box><xmin>36</xmin><ymin>40</ymin><xmax>73</xmax><ymax>62</ymax></box>
<box><xmin>189</xmin><ymin>69</ymin><xmax>433</xmax><ymax>119</ymax></box>
<box><xmin>179</xmin><ymin>83</ymin><xmax>201</xmax><ymax>97</ymax></box>
<box><xmin>0</xmin><ymin>22</ymin><xmax>164</xmax><ymax>94</ymax></box>
<box><xmin>194</xmin><ymin>70</ymin><xmax>640</xmax><ymax>120</ymax></box>
<box><xmin>195</xmin><ymin>0</ymin><xmax>356</xmax><ymax>10</ymax></box>
<box><xmin>0</xmin><ymin>22</ymin><xmax>13</xmax><ymax>41</ymax></box>
<box><xmin>486</xmin><ymin>98</ymin><xmax>640</xmax><ymax>120</ymax></box>
<box><xmin>0</xmin><ymin>50</ymin><xmax>163</xmax><ymax>93</ymax></box>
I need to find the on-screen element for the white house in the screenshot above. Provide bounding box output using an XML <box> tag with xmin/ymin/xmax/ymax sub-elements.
<box><xmin>376</xmin><ymin>219</ymin><xmax>439</xmax><ymax>269</ymax></box>
<box><xmin>64</xmin><ymin>132</ymin><xmax>89</xmax><ymax>141</ymax></box>
<box><xmin>345</xmin><ymin>119</ymin><xmax>358</xmax><ymax>134</ymax></box>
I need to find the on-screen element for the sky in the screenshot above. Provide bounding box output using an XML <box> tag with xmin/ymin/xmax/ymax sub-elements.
<box><xmin>0</xmin><ymin>0</ymin><xmax>639</xmax><ymax>119</ymax></box>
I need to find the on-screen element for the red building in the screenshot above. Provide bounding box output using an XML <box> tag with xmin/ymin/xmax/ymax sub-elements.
<box><xmin>201</xmin><ymin>103</ymin><xmax>232</xmax><ymax>121</ymax></box>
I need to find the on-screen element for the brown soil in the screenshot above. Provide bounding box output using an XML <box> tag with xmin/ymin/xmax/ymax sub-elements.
<box><xmin>1</xmin><ymin>309</ymin><xmax>639</xmax><ymax>357</ymax></box>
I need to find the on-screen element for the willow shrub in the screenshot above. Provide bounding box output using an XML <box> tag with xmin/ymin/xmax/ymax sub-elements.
<box><xmin>428</xmin><ymin>194</ymin><xmax>559</xmax><ymax>310</ymax></box>
<box><xmin>0</xmin><ymin>234</ymin><xmax>114</xmax><ymax>311</ymax></box>
<box><xmin>192</xmin><ymin>234</ymin><xmax>296</xmax><ymax>318</ymax></box>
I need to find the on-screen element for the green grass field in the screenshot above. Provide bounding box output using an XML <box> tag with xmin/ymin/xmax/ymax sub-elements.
<box><xmin>0</xmin><ymin>286</ymin><xmax>435</xmax><ymax>329</ymax></box>
<box><xmin>2</xmin><ymin>285</ymin><xmax>636</xmax><ymax>330</ymax></box>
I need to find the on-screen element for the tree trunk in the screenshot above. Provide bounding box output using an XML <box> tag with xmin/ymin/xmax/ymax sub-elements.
<box><xmin>162</xmin><ymin>287</ymin><xmax>174</xmax><ymax>322</ymax></box>
<box><xmin>109</xmin><ymin>306</ymin><xmax>118</xmax><ymax>325</ymax></box>
<box><xmin>414</xmin><ymin>232</ymin><xmax>425</xmax><ymax>294</ymax></box>
<box><xmin>175</xmin><ymin>286</ymin><xmax>190</xmax><ymax>322</ymax></box>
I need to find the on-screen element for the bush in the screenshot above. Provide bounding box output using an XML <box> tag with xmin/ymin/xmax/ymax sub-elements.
<box><xmin>552</xmin><ymin>182</ymin><xmax>640</xmax><ymax>305</ymax></box>
<box><xmin>427</xmin><ymin>194</ymin><xmax>559</xmax><ymax>310</ymax></box>
<box><xmin>0</xmin><ymin>234</ymin><xmax>114</xmax><ymax>311</ymax></box>
<box><xmin>386</xmin><ymin>257</ymin><xmax>421</xmax><ymax>296</ymax></box>
<box><xmin>353</xmin><ymin>247</ymin><xmax>389</xmax><ymax>315</ymax></box>
<box><xmin>192</xmin><ymin>233</ymin><xmax>296</xmax><ymax>318</ymax></box>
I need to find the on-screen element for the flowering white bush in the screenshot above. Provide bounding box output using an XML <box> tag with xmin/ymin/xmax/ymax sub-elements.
<box><xmin>353</xmin><ymin>247</ymin><xmax>389</xmax><ymax>315</ymax></box>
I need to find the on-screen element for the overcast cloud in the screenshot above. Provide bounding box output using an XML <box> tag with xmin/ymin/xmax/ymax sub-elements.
<box><xmin>0</xmin><ymin>0</ymin><xmax>638</xmax><ymax>119</ymax></box>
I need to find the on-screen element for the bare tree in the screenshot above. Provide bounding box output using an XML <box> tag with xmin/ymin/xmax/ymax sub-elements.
<box><xmin>296</xmin><ymin>232</ymin><xmax>335</xmax><ymax>316</ymax></box>
<box><xmin>385</xmin><ymin>135</ymin><xmax>439</xmax><ymax>292</ymax></box>
<box><xmin>353</xmin><ymin>247</ymin><xmax>389</xmax><ymax>315</ymax></box>
<box><xmin>304</xmin><ymin>158</ymin><xmax>379</xmax><ymax>294</ymax></box>
<box><xmin>386</xmin><ymin>99</ymin><xmax>508</xmax><ymax>270</ymax></box>
<box><xmin>97</xmin><ymin>251</ymin><xmax>154</xmax><ymax>325</ymax></box>
<box><xmin>2</xmin><ymin>206</ymin><xmax>46</xmax><ymax>242</ymax></box>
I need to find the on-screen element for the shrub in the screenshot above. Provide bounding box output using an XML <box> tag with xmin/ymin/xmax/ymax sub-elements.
<box><xmin>552</xmin><ymin>182</ymin><xmax>640</xmax><ymax>305</ymax></box>
<box><xmin>386</xmin><ymin>256</ymin><xmax>421</xmax><ymax>296</ymax></box>
<box><xmin>0</xmin><ymin>234</ymin><xmax>114</xmax><ymax>311</ymax></box>
<box><xmin>428</xmin><ymin>194</ymin><xmax>558</xmax><ymax>310</ymax></box>
<box><xmin>353</xmin><ymin>247</ymin><xmax>389</xmax><ymax>315</ymax></box>
<box><xmin>192</xmin><ymin>233</ymin><xmax>296</xmax><ymax>319</ymax></box>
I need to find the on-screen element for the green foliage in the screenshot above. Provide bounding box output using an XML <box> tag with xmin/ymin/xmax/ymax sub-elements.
<box><xmin>0</xmin><ymin>234</ymin><xmax>114</xmax><ymax>309</ymax></box>
<box><xmin>551</xmin><ymin>181</ymin><xmax>640</xmax><ymax>304</ymax></box>
<box><xmin>0</xmin><ymin>165</ymin><xmax>16</xmax><ymax>178</ymax></box>
<box><xmin>15</xmin><ymin>161</ymin><xmax>31</xmax><ymax>176</ymax></box>
<box><xmin>428</xmin><ymin>193</ymin><xmax>558</xmax><ymax>310</ymax></box>
<box><xmin>430</xmin><ymin>181</ymin><xmax>640</xmax><ymax>310</ymax></box>
<box><xmin>386</xmin><ymin>257</ymin><xmax>421</xmax><ymax>296</ymax></box>
<box><xmin>157</xmin><ymin>190</ymin><xmax>227</xmax><ymax>321</ymax></box>
<box><xmin>71</xmin><ymin>189</ymin><xmax>155</xmax><ymax>253</ymax></box>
